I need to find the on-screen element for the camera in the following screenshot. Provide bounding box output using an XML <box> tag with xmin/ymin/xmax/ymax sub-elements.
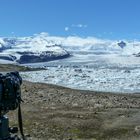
<box><xmin>0</xmin><ymin>72</ymin><xmax>25</xmax><ymax>140</ymax></box>
<box><xmin>0</xmin><ymin>71</ymin><xmax>22</xmax><ymax>113</ymax></box>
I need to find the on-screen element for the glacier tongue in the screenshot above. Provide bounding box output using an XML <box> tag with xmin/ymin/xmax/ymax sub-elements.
<box><xmin>21</xmin><ymin>66</ymin><xmax>140</xmax><ymax>93</ymax></box>
<box><xmin>0</xmin><ymin>33</ymin><xmax>140</xmax><ymax>93</ymax></box>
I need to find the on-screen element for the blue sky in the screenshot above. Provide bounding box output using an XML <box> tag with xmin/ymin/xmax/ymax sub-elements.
<box><xmin>0</xmin><ymin>0</ymin><xmax>140</xmax><ymax>39</ymax></box>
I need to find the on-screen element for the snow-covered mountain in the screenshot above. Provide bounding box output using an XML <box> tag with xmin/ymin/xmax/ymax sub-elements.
<box><xmin>1</xmin><ymin>33</ymin><xmax>139</xmax><ymax>93</ymax></box>
<box><xmin>0</xmin><ymin>33</ymin><xmax>70</xmax><ymax>63</ymax></box>
<box><xmin>0</xmin><ymin>32</ymin><xmax>140</xmax><ymax>64</ymax></box>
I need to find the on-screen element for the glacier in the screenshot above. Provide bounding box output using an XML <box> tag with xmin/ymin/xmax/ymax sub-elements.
<box><xmin>21</xmin><ymin>66</ymin><xmax>140</xmax><ymax>93</ymax></box>
<box><xmin>0</xmin><ymin>33</ymin><xmax>140</xmax><ymax>64</ymax></box>
<box><xmin>1</xmin><ymin>33</ymin><xmax>140</xmax><ymax>93</ymax></box>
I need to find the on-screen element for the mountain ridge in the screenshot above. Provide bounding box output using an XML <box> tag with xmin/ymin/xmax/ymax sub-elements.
<box><xmin>0</xmin><ymin>33</ymin><xmax>140</xmax><ymax>63</ymax></box>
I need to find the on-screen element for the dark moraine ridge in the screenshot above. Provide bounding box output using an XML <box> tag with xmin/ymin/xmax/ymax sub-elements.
<box><xmin>17</xmin><ymin>51</ymin><xmax>70</xmax><ymax>64</ymax></box>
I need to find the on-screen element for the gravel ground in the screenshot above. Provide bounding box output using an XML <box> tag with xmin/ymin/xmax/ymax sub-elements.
<box><xmin>1</xmin><ymin>64</ymin><xmax>140</xmax><ymax>140</ymax></box>
<box><xmin>8</xmin><ymin>81</ymin><xmax>140</xmax><ymax>140</ymax></box>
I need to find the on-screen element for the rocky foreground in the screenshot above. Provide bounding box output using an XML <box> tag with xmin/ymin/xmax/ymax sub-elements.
<box><xmin>1</xmin><ymin>64</ymin><xmax>140</xmax><ymax>140</ymax></box>
<box><xmin>8</xmin><ymin>81</ymin><xmax>140</xmax><ymax>140</ymax></box>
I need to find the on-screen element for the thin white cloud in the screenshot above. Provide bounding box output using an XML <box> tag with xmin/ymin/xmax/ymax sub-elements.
<box><xmin>65</xmin><ymin>27</ymin><xmax>69</xmax><ymax>31</ymax></box>
<box><xmin>109</xmin><ymin>32</ymin><xmax>113</xmax><ymax>35</ymax></box>
<box><xmin>65</xmin><ymin>24</ymin><xmax>87</xmax><ymax>32</ymax></box>
<box><xmin>34</xmin><ymin>32</ymin><xmax>49</xmax><ymax>37</ymax></box>
<box><xmin>2</xmin><ymin>32</ymin><xmax>140</xmax><ymax>55</ymax></box>
<box><xmin>72</xmin><ymin>24</ymin><xmax>87</xmax><ymax>28</ymax></box>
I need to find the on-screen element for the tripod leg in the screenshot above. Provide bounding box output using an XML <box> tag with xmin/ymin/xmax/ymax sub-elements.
<box><xmin>0</xmin><ymin>116</ymin><xmax>10</xmax><ymax>140</ymax></box>
<box><xmin>10</xmin><ymin>135</ymin><xmax>21</xmax><ymax>140</ymax></box>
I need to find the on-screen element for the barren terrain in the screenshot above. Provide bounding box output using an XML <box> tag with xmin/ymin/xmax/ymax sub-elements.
<box><xmin>1</xmin><ymin>64</ymin><xmax>140</xmax><ymax>140</ymax></box>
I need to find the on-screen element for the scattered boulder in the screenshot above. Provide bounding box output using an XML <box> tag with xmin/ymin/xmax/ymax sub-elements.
<box><xmin>124</xmin><ymin>70</ymin><xmax>131</xmax><ymax>73</ymax></box>
<box><xmin>134</xmin><ymin>52</ymin><xmax>140</xmax><ymax>57</ymax></box>
<box><xmin>135</xmin><ymin>126</ymin><xmax>140</xmax><ymax>134</ymax></box>
<box><xmin>74</xmin><ymin>68</ymin><xmax>82</xmax><ymax>73</ymax></box>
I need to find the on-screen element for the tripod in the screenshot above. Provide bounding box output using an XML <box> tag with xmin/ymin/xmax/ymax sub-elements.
<box><xmin>0</xmin><ymin>115</ymin><xmax>21</xmax><ymax>140</ymax></box>
<box><xmin>0</xmin><ymin>104</ymin><xmax>25</xmax><ymax>140</ymax></box>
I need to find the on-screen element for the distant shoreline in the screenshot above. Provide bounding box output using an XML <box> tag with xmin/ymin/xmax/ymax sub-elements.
<box><xmin>0</xmin><ymin>63</ymin><xmax>44</xmax><ymax>72</ymax></box>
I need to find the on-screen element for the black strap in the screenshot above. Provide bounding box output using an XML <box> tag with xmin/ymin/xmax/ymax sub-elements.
<box><xmin>18</xmin><ymin>104</ymin><xmax>26</xmax><ymax>140</ymax></box>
